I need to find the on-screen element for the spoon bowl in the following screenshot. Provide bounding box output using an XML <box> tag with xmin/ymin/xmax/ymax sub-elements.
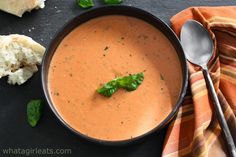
<box><xmin>180</xmin><ymin>20</ymin><xmax>213</xmax><ymax>67</ymax></box>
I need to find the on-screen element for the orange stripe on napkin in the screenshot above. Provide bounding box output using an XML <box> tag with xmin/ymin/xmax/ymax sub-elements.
<box><xmin>162</xmin><ymin>7</ymin><xmax>236</xmax><ymax>157</ymax></box>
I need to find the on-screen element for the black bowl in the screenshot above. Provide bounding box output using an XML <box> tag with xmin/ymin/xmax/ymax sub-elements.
<box><xmin>41</xmin><ymin>5</ymin><xmax>188</xmax><ymax>145</ymax></box>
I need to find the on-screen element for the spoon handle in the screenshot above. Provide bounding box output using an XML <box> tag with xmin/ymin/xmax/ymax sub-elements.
<box><xmin>202</xmin><ymin>67</ymin><xmax>236</xmax><ymax>157</ymax></box>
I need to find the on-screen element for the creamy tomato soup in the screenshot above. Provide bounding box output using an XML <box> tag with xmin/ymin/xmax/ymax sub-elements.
<box><xmin>48</xmin><ymin>15</ymin><xmax>182</xmax><ymax>141</ymax></box>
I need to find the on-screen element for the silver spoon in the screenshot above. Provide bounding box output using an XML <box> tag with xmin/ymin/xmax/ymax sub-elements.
<box><xmin>180</xmin><ymin>20</ymin><xmax>236</xmax><ymax>157</ymax></box>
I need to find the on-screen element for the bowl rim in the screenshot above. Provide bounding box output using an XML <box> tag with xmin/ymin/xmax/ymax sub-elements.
<box><xmin>41</xmin><ymin>5</ymin><xmax>188</xmax><ymax>145</ymax></box>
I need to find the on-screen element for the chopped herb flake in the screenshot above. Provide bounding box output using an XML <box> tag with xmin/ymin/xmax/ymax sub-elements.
<box><xmin>104</xmin><ymin>46</ymin><xmax>109</xmax><ymax>51</ymax></box>
<box><xmin>160</xmin><ymin>74</ymin><xmax>164</xmax><ymax>80</ymax></box>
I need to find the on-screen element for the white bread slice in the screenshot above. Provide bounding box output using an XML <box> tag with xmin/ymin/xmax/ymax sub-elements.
<box><xmin>0</xmin><ymin>34</ymin><xmax>45</xmax><ymax>85</ymax></box>
<box><xmin>0</xmin><ymin>0</ymin><xmax>45</xmax><ymax>17</ymax></box>
<box><xmin>8</xmin><ymin>65</ymin><xmax>38</xmax><ymax>85</ymax></box>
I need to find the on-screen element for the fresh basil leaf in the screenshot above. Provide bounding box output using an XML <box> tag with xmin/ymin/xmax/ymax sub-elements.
<box><xmin>76</xmin><ymin>0</ymin><xmax>94</xmax><ymax>8</ymax></box>
<box><xmin>27</xmin><ymin>99</ymin><xmax>43</xmax><ymax>127</ymax></box>
<box><xmin>97</xmin><ymin>79</ymin><xmax>119</xmax><ymax>97</ymax></box>
<box><xmin>104</xmin><ymin>0</ymin><xmax>123</xmax><ymax>4</ymax></box>
<box><xmin>97</xmin><ymin>72</ymin><xmax>144</xmax><ymax>97</ymax></box>
<box><xmin>118</xmin><ymin>73</ymin><xmax>144</xmax><ymax>91</ymax></box>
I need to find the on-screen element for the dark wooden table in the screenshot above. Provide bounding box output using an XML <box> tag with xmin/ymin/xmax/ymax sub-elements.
<box><xmin>0</xmin><ymin>0</ymin><xmax>235</xmax><ymax>157</ymax></box>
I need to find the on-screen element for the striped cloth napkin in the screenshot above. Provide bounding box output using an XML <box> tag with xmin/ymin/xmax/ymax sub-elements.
<box><xmin>162</xmin><ymin>7</ymin><xmax>236</xmax><ymax>157</ymax></box>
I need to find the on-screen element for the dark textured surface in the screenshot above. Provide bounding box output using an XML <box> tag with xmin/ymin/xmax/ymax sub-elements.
<box><xmin>0</xmin><ymin>0</ymin><xmax>235</xmax><ymax>157</ymax></box>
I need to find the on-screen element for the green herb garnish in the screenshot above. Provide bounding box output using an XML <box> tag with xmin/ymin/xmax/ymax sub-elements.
<box><xmin>97</xmin><ymin>72</ymin><xmax>144</xmax><ymax>97</ymax></box>
<box><xmin>27</xmin><ymin>99</ymin><xmax>43</xmax><ymax>127</ymax></box>
<box><xmin>76</xmin><ymin>0</ymin><xmax>94</xmax><ymax>8</ymax></box>
<box><xmin>104</xmin><ymin>0</ymin><xmax>123</xmax><ymax>4</ymax></box>
<box><xmin>97</xmin><ymin>79</ymin><xmax>120</xmax><ymax>97</ymax></box>
<box><xmin>117</xmin><ymin>73</ymin><xmax>144</xmax><ymax>91</ymax></box>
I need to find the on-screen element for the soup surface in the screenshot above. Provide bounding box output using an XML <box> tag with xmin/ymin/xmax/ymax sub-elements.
<box><xmin>48</xmin><ymin>15</ymin><xmax>182</xmax><ymax>141</ymax></box>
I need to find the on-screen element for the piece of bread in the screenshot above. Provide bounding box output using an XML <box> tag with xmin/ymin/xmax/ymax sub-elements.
<box><xmin>8</xmin><ymin>66</ymin><xmax>38</xmax><ymax>85</ymax></box>
<box><xmin>0</xmin><ymin>0</ymin><xmax>46</xmax><ymax>17</ymax></box>
<box><xmin>0</xmin><ymin>34</ymin><xmax>45</xmax><ymax>85</ymax></box>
